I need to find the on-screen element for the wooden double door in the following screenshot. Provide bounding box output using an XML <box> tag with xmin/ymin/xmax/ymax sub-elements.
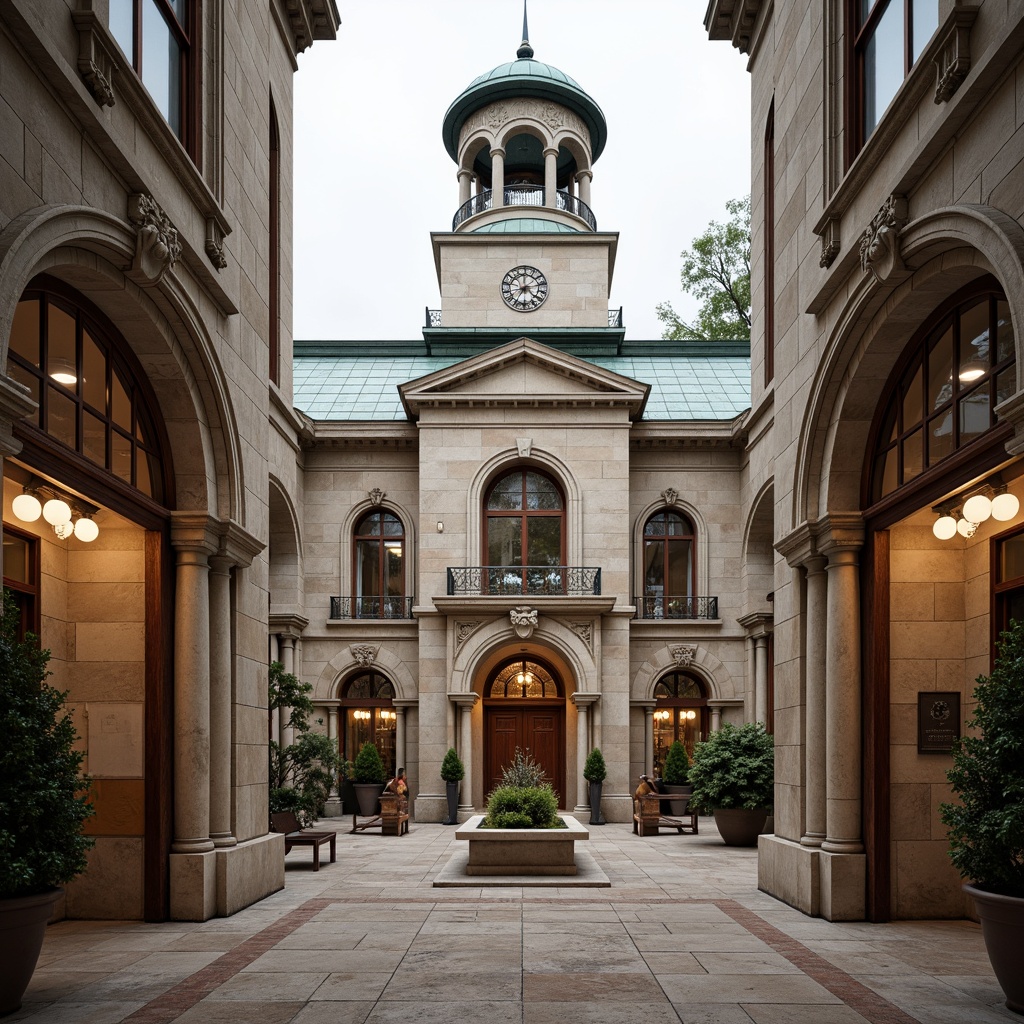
<box><xmin>484</xmin><ymin>702</ymin><xmax>566</xmax><ymax>808</ymax></box>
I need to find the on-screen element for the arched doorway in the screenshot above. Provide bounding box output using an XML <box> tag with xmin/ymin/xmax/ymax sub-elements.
<box><xmin>483</xmin><ymin>656</ymin><xmax>566</xmax><ymax>806</ymax></box>
<box><xmin>653</xmin><ymin>671</ymin><xmax>709</xmax><ymax>774</ymax></box>
<box><xmin>339</xmin><ymin>671</ymin><xmax>397</xmax><ymax>777</ymax></box>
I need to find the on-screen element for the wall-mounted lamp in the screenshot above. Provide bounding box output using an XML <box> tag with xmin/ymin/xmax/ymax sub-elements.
<box><xmin>436</xmin><ymin>521</ymin><xmax>444</xmax><ymax>533</ymax></box>
<box><xmin>11</xmin><ymin>478</ymin><xmax>100</xmax><ymax>542</ymax></box>
<box><xmin>932</xmin><ymin>476</ymin><xmax>1020</xmax><ymax>541</ymax></box>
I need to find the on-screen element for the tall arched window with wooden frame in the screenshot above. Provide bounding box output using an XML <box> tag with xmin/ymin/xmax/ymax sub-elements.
<box><xmin>653</xmin><ymin>671</ymin><xmax>709</xmax><ymax>772</ymax></box>
<box><xmin>642</xmin><ymin>509</ymin><xmax>696</xmax><ymax>618</ymax></box>
<box><xmin>352</xmin><ymin>510</ymin><xmax>406</xmax><ymax>619</ymax></box>
<box><xmin>340</xmin><ymin>672</ymin><xmax>396</xmax><ymax>777</ymax></box>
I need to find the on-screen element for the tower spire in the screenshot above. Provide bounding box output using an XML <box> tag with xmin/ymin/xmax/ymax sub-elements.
<box><xmin>517</xmin><ymin>0</ymin><xmax>534</xmax><ymax>59</ymax></box>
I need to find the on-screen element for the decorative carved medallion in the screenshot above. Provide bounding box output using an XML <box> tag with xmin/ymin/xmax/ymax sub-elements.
<box><xmin>71</xmin><ymin>8</ymin><xmax>118</xmax><ymax>108</ymax></box>
<box><xmin>660</xmin><ymin>487</ymin><xmax>679</xmax><ymax>506</ymax></box>
<box><xmin>205</xmin><ymin>217</ymin><xmax>228</xmax><ymax>270</ymax></box>
<box><xmin>934</xmin><ymin>6</ymin><xmax>979</xmax><ymax>104</ymax></box>
<box><xmin>818</xmin><ymin>218</ymin><xmax>841</xmax><ymax>269</ymax></box>
<box><xmin>510</xmin><ymin>605</ymin><xmax>539</xmax><ymax>639</ymax></box>
<box><xmin>460</xmin><ymin>98</ymin><xmax>591</xmax><ymax>151</ymax></box>
<box><xmin>516</xmin><ymin>437</ymin><xmax>533</xmax><ymax>458</ymax></box>
<box><xmin>368</xmin><ymin>488</ymin><xmax>386</xmax><ymax>506</ymax></box>
<box><xmin>859</xmin><ymin>194</ymin><xmax>908</xmax><ymax>284</ymax></box>
<box><xmin>350</xmin><ymin>644</ymin><xmax>377</xmax><ymax>667</ymax></box>
<box><xmin>670</xmin><ymin>644</ymin><xmax>697</xmax><ymax>668</ymax></box>
<box><xmin>456</xmin><ymin>621</ymin><xmax>481</xmax><ymax>647</ymax></box>
<box><xmin>571</xmin><ymin>622</ymin><xmax>593</xmax><ymax>651</ymax></box>
<box><xmin>127</xmin><ymin>193</ymin><xmax>182</xmax><ymax>286</ymax></box>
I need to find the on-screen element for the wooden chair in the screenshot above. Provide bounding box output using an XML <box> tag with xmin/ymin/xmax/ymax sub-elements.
<box><xmin>350</xmin><ymin>778</ymin><xmax>410</xmax><ymax>836</ymax></box>
<box><xmin>632</xmin><ymin>776</ymin><xmax>699</xmax><ymax>837</ymax></box>
<box><xmin>270</xmin><ymin>811</ymin><xmax>337</xmax><ymax>870</ymax></box>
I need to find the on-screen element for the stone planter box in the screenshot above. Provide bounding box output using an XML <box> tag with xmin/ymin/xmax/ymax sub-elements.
<box><xmin>455</xmin><ymin>814</ymin><xmax>589</xmax><ymax>875</ymax></box>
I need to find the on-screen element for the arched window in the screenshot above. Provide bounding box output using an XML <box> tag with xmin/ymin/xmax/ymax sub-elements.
<box><xmin>484</xmin><ymin>468</ymin><xmax>564</xmax><ymax>593</ymax></box>
<box><xmin>869</xmin><ymin>281</ymin><xmax>1015</xmax><ymax>504</ymax></box>
<box><xmin>487</xmin><ymin>658</ymin><xmax>561</xmax><ymax>699</ymax></box>
<box><xmin>352</xmin><ymin>510</ymin><xmax>406</xmax><ymax>618</ymax></box>
<box><xmin>7</xmin><ymin>282</ymin><xmax>169</xmax><ymax>503</ymax></box>
<box><xmin>340</xmin><ymin>671</ymin><xmax>396</xmax><ymax>775</ymax></box>
<box><xmin>642</xmin><ymin>510</ymin><xmax>695</xmax><ymax>618</ymax></box>
<box><xmin>653</xmin><ymin>671</ymin><xmax>708</xmax><ymax>770</ymax></box>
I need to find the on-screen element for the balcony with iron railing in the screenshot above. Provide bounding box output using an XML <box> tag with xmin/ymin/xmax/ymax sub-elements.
<box><xmin>426</xmin><ymin>307</ymin><xmax>622</xmax><ymax>330</ymax></box>
<box><xmin>447</xmin><ymin>566</ymin><xmax>602</xmax><ymax>597</ymax></box>
<box><xmin>329</xmin><ymin>596</ymin><xmax>414</xmax><ymax>620</ymax></box>
<box><xmin>452</xmin><ymin>185</ymin><xmax>597</xmax><ymax>231</ymax></box>
<box><xmin>633</xmin><ymin>595</ymin><xmax>719</xmax><ymax>620</ymax></box>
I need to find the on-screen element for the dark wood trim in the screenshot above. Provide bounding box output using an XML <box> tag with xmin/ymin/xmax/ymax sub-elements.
<box><xmin>862</xmin><ymin>527</ymin><xmax>891</xmax><ymax>922</ymax></box>
<box><xmin>144</xmin><ymin>526</ymin><xmax>174</xmax><ymax>921</ymax></box>
<box><xmin>763</xmin><ymin>98</ymin><xmax>775</xmax><ymax>387</ymax></box>
<box><xmin>1</xmin><ymin>521</ymin><xmax>41</xmax><ymax>640</ymax></box>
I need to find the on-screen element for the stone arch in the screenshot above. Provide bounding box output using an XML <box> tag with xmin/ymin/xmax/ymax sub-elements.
<box><xmin>466</xmin><ymin>446</ymin><xmax>583</xmax><ymax>567</ymax></box>
<box><xmin>0</xmin><ymin>204</ymin><xmax>244</xmax><ymax>520</ymax></box>
<box><xmin>495</xmin><ymin>118</ymin><xmax>553</xmax><ymax>155</ymax></box>
<box><xmin>632</xmin><ymin>494</ymin><xmax>710</xmax><ymax>598</ymax></box>
<box><xmin>458</xmin><ymin>132</ymin><xmax>494</xmax><ymax>176</ymax></box>
<box><xmin>553</xmin><ymin>133</ymin><xmax>591</xmax><ymax>175</ymax></box>
<box><xmin>314</xmin><ymin>645</ymin><xmax>417</xmax><ymax>703</ymax></box>
<box><xmin>268</xmin><ymin>476</ymin><xmax>303</xmax><ymax>613</ymax></box>
<box><xmin>632</xmin><ymin>644</ymin><xmax>733</xmax><ymax>703</ymax></box>
<box><xmin>743</xmin><ymin>480</ymin><xmax>775</xmax><ymax>615</ymax></box>
<box><xmin>794</xmin><ymin>205</ymin><xmax>1024</xmax><ymax>526</ymax></box>
<box><xmin>337</xmin><ymin>496</ymin><xmax>417</xmax><ymax>606</ymax></box>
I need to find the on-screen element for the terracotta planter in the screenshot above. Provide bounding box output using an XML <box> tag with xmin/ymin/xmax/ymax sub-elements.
<box><xmin>353</xmin><ymin>782</ymin><xmax>385</xmax><ymax>817</ymax></box>
<box><xmin>0</xmin><ymin>888</ymin><xmax>61</xmax><ymax>1015</ymax></box>
<box><xmin>964</xmin><ymin>883</ymin><xmax>1024</xmax><ymax>1014</ymax></box>
<box><xmin>712</xmin><ymin>807</ymin><xmax>767</xmax><ymax>846</ymax></box>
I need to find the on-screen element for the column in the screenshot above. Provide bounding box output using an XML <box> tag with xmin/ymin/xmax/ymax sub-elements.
<box><xmin>544</xmin><ymin>147</ymin><xmax>558</xmax><ymax>209</ymax></box>
<box><xmin>821</xmin><ymin>546</ymin><xmax>864</xmax><ymax>854</ymax></box>
<box><xmin>451</xmin><ymin>693</ymin><xmax>478</xmax><ymax>814</ymax></box>
<box><xmin>802</xmin><ymin>556</ymin><xmax>828</xmax><ymax>847</ymax></box>
<box><xmin>268</xmin><ymin>635</ymin><xmax>280</xmax><ymax>744</ymax></box>
<box><xmin>576</xmin><ymin>168</ymin><xmax>592</xmax><ymax>208</ymax></box>
<box><xmin>754</xmin><ymin>635</ymin><xmax>769</xmax><ymax>724</ymax></box>
<box><xmin>171</xmin><ymin>533</ymin><xmax>215</xmax><ymax>854</ymax></box>
<box><xmin>644</xmin><ymin>705</ymin><xmax>654</xmax><ymax>776</ymax></box>
<box><xmin>279</xmin><ymin>635</ymin><xmax>296</xmax><ymax>752</ymax></box>
<box><xmin>710</xmin><ymin>705</ymin><xmax>722</xmax><ymax>732</ymax></box>
<box><xmin>327</xmin><ymin>705</ymin><xmax>339</xmax><ymax>799</ymax></box>
<box><xmin>745</xmin><ymin>636</ymin><xmax>756</xmax><ymax>721</ymax></box>
<box><xmin>571</xmin><ymin>693</ymin><xmax>598</xmax><ymax>812</ymax></box>
<box><xmin>458</xmin><ymin>167</ymin><xmax>473</xmax><ymax>207</ymax></box>
<box><xmin>395</xmin><ymin>704</ymin><xmax>406</xmax><ymax>771</ymax></box>
<box><xmin>208</xmin><ymin>556</ymin><xmax>235</xmax><ymax>847</ymax></box>
<box><xmin>490</xmin><ymin>147</ymin><xmax>505</xmax><ymax>208</ymax></box>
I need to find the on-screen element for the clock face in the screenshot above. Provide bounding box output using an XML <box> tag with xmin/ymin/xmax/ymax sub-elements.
<box><xmin>501</xmin><ymin>265</ymin><xmax>549</xmax><ymax>311</ymax></box>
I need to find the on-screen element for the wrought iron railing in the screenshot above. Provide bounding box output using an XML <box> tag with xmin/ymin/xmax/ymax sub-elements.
<box><xmin>447</xmin><ymin>566</ymin><xmax>602</xmax><ymax>597</ymax></box>
<box><xmin>452</xmin><ymin>186</ymin><xmax>597</xmax><ymax>231</ymax></box>
<box><xmin>425</xmin><ymin>307</ymin><xmax>442</xmax><ymax>328</ymax></box>
<box><xmin>608</xmin><ymin>307</ymin><xmax>623</xmax><ymax>328</ymax></box>
<box><xmin>330</xmin><ymin>596</ymin><xmax>414</xmax><ymax>620</ymax></box>
<box><xmin>634</xmin><ymin>595</ymin><xmax>719</xmax><ymax>620</ymax></box>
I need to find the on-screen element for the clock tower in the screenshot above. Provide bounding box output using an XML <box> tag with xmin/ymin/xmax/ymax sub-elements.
<box><xmin>429</xmin><ymin>11</ymin><xmax>620</xmax><ymax>354</ymax></box>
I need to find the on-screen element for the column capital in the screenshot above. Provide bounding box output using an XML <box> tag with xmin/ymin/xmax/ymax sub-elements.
<box><xmin>448</xmin><ymin>691</ymin><xmax>479</xmax><ymax>708</ymax></box>
<box><xmin>575</xmin><ymin>168</ymin><xmax>593</xmax><ymax>182</ymax></box>
<box><xmin>630</xmin><ymin>699</ymin><xmax>657</xmax><ymax>710</ymax></box>
<box><xmin>489</xmin><ymin>146</ymin><xmax>506</xmax><ymax>159</ymax></box>
<box><xmin>736</xmin><ymin>610</ymin><xmax>774</xmax><ymax>637</ymax></box>
<box><xmin>817</xmin><ymin>513</ymin><xmax>865</xmax><ymax>558</ymax></box>
<box><xmin>457</xmin><ymin>167</ymin><xmax>474</xmax><ymax>181</ymax></box>
<box><xmin>776</xmin><ymin>522</ymin><xmax>818</xmax><ymax>567</ymax></box>
<box><xmin>269</xmin><ymin>611</ymin><xmax>309</xmax><ymax>639</ymax></box>
<box><xmin>571</xmin><ymin>692</ymin><xmax>600</xmax><ymax>708</ymax></box>
<box><xmin>393</xmin><ymin>698</ymin><xmax>419</xmax><ymax>710</ymax></box>
<box><xmin>542</xmin><ymin>146</ymin><xmax>560</xmax><ymax>158</ymax></box>
<box><xmin>214</xmin><ymin>519</ymin><xmax>264</xmax><ymax>568</ymax></box>
<box><xmin>169</xmin><ymin>511</ymin><xmax>219</xmax><ymax>556</ymax></box>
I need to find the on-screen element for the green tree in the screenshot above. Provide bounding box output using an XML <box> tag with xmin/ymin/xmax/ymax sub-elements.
<box><xmin>268</xmin><ymin>661</ymin><xmax>345</xmax><ymax>826</ymax></box>
<box><xmin>656</xmin><ymin>195</ymin><xmax>751</xmax><ymax>341</ymax></box>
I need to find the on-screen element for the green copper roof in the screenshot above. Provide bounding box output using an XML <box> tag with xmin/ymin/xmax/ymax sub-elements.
<box><xmin>442</xmin><ymin>55</ymin><xmax>608</xmax><ymax>164</ymax></box>
<box><xmin>471</xmin><ymin>218</ymin><xmax>580</xmax><ymax>234</ymax></box>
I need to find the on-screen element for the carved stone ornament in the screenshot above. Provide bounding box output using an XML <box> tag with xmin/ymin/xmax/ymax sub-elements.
<box><xmin>368</xmin><ymin>488</ymin><xmax>386</xmax><ymax>506</ymax></box>
<box><xmin>350</xmin><ymin>644</ymin><xmax>377</xmax><ymax>667</ymax></box>
<box><xmin>660</xmin><ymin>487</ymin><xmax>679</xmax><ymax>506</ymax></box>
<box><xmin>670</xmin><ymin>644</ymin><xmax>697</xmax><ymax>668</ymax></box>
<box><xmin>510</xmin><ymin>605</ymin><xmax>539</xmax><ymax>639</ymax></box>
<box><xmin>571</xmin><ymin>622</ymin><xmax>593</xmax><ymax>650</ymax></box>
<box><xmin>71</xmin><ymin>8</ymin><xmax>119</xmax><ymax>108</ymax></box>
<box><xmin>934</xmin><ymin>6</ymin><xmax>979</xmax><ymax>104</ymax></box>
<box><xmin>819</xmin><ymin>218</ymin><xmax>840</xmax><ymax>269</ymax></box>
<box><xmin>456</xmin><ymin>621</ymin><xmax>481</xmax><ymax>647</ymax></box>
<box><xmin>127</xmin><ymin>193</ymin><xmax>182</xmax><ymax>286</ymax></box>
<box><xmin>858</xmin><ymin>194</ymin><xmax>909</xmax><ymax>284</ymax></box>
<box><xmin>516</xmin><ymin>437</ymin><xmax>533</xmax><ymax>458</ymax></box>
<box><xmin>205</xmin><ymin>218</ymin><xmax>228</xmax><ymax>270</ymax></box>
<box><xmin>460</xmin><ymin>98</ymin><xmax>591</xmax><ymax>151</ymax></box>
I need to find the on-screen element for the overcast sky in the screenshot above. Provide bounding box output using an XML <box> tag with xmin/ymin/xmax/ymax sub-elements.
<box><xmin>293</xmin><ymin>1</ymin><xmax>751</xmax><ymax>342</ymax></box>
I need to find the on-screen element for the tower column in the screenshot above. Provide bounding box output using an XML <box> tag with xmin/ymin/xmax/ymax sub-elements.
<box><xmin>802</xmin><ymin>555</ymin><xmax>828</xmax><ymax>848</ymax></box>
<box><xmin>490</xmin><ymin>147</ymin><xmax>505</xmax><ymax>208</ymax></box>
<box><xmin>458</xmin><ymin>168</ymin><xmax>473</xmax><ymax>207</ymax></box>
<box><xmin>576</xmin><ymin>168</ymin><xmax>592</xmax><ymax>208</ymax></box>
<box><xmin>544</xmin><ymin>146</ymin><xmax>559</xmax><ymax>209</ymax></box>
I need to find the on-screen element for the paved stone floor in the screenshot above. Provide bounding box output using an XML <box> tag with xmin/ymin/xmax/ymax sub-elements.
<box><xmin>10</xmin><ymin>818</ymin><xmax>1017</xmax><ymax>1024</ymax></box>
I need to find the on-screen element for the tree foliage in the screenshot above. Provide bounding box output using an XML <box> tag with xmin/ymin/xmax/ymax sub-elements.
<box><xmin>268</xmin><ymin>660</ymin><xmax>345</xmax><ymax>826</ymax></box>
<box><xmin>656</xmin><ymin>195</ymin><xmax>751</xmax><ymax>341</ymax></box>
<box><xmin>941</xmin><ymin>620</ymin><xmax>1024</xmax><ymax>897</ymax></box>
<box><xmin>687</xmin><ymin>722</ymin><xmax>773</xmax><ymax>812</ymax></box>
<box><xmin>583</xmin><ymin>747</ymin><xmax>606</xmax><ymax>783</ymax></box>
<box><xmin>440</xmin><ymin>746</ymin><xmax>465</xmax><ymax>783</ymax></box>
<box><xmin>352</xmin><ymin>740</ymin><xmax>386</xmax><ymax>784</ymax></box>
<box><xmin>662</xmin><ymin>740</ymin><xmax>690</xmax><ymax>784</ymax></box>
<box><xmin>0</xmin><ymin>590</ymin><xmax>94</xmax><ymax>898</ymax></box>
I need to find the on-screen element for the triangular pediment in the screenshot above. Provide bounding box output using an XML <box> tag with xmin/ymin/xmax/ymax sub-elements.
<box><xmin>399</xmin><ymin>337</ymin><xmax>650</xmax><ymax>420</ymax></box>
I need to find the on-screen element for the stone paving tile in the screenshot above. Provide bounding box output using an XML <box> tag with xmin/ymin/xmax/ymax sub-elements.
<box><xmin>524</xmin><ymin>1001</ymin><xmax>685</xmax><ymax>1023</ymax></box>
<box><xmin>173</xmin><ymin>1000</ymin><xmax>306</xmax><ymax>1024</ymax></box>
<box><xmin>740</xmin><ymin>1004</ymin><xmax>871</xmax><ymax>1023</ymax></box>
<box><xmin>407</xmin><ymin>932</ymin><xmax>522</xmax><ymax>951</ymax></box>
<box><xmin>641</xmin><ymin>951</ymin><xmax>708</xmax><ymax>974</ymax></box>
<box><xmin>202</xmin><ymin>971</ymin><xmax>331</xmax><ymax>1001</ymax></box>
<box><xmin>289</xmin><ymin>1001</ymin><xmax>374</xmax><ymax>1024</ymax></box>
<box><xmin>241</xmin><ymin>948</ymin><xmax>405</xmax><ymax>973</ymax></box>
<box><xmin>692</xmin><ymin>951</ymin><xmax>802</xmax><ymax>975</ymax></box>
<box><xmin>161</xmin><ymin>932</ymin><xmax>254</xmax><ymax>953</ymax></box>
<box><xmin>381</xmin><ymin>968</ymin><xmax>522</xmax><ymax>1000</ymax></box>
<box><xmin>666</xmin><ymin>1006</ymin><xmax>758</xmax><ymax>1024</ymax></box>
<box><xmin>6</xmin><ymin>1000</ymin><xmax>149</xmax><ymax>1024</ymax></box>
<box><xmin>857</xmin><ymin>973</ymin><xmax>989</xmax><ymax>1008</ymax></box>
<box><xmin>660</xmin><ymin>973</ymin><xmax>842</xmax><ymax>1005</ymax></box>
<box><xmin>524</xmin><ymin>971</ymin><xmax>667</xmax><ymax>1002</ymax></box>
<box><xmin>364</xmin><ymin>1000</ymin><xmax>523</xmax><ymax>1023</ymax></box>
<box><xmin>524</xmin><ymin>947</ymin><xmax>650</xmax><ymax>973</ymax></box>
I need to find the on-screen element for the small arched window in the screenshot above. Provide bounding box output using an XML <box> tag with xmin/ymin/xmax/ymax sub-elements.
<box><xmin>340</xmin><ymin>671</ymin><xmax>396</xmax><ymax>775</ymax></box>
<box><xmin>642</xmin><ymin>510</ymin><xmax>695</xmax><ymax>618</ymax></box>
<box><xmin>352</xmin><ymin>510</ymin><xmax>406</xmax><ymax>618</ymax></box>
<box><xmin>487</xmin><ymin>658</ymin><xmax>561</xmax><ymax>699</ymax></box>
<box><xmin>653</xmin><ymin>671</ymin><xmax>708</xmax><ymax>769</ymax></box>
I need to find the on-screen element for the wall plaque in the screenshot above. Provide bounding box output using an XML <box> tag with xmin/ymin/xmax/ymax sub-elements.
<box><xmin>917</xmin><ymin>692</ymin><xmax>960</xmax><ymax>754</ymax></box>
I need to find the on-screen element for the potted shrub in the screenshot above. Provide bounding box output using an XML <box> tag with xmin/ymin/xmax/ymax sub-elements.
<box><xmin>687</xmin><ymin>722</ymin><xmax>773</xmax><ymax>846</ymax></box>
<box><xmin>0</xmin><ymin>592</ymin><xmax>94</xmax><ymax>1014</ymax></box>
<box><xmin>940</xmin><ymin>619</ymin><xmax>1024</xmax><ymax>1014</ymax></box>
<box><xmin>482</xmin><ymin>748</ymin><xmax>561</xmax><ymax>829</ymax></box>
<box><xmin>440</xmin><ymin>746</ymin><xmax>464</xmax><ymax>825</ymax></box>
<box><xmin>583</xmin><ymin>747</ymin><xmax>606</xmax><ymax>825</ymax></box>
<box><xmin>661</xmin><ymin>739</ymin><xmax>692</xmax><ymax>815</ymax></box>
<box><xmin>352</xmin><ymin>741</ymin><xmax>387</xmax><ymax>816</ymax></box>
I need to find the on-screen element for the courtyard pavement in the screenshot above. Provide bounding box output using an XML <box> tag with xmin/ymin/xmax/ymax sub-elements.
<box><xmin>10</xmin><ymin>816</ymin><xmax>1017</xmax><ymax>1024</ymax></box>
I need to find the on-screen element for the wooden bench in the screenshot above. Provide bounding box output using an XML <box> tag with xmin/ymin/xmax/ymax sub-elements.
<box><xmin>350</xmin><ymin>780</ymin><xmax>410</xmax><ymax>836</ymax></box>
<box><xmin>632</xmin><ymin>776</ymin><xmax>699</xmax><ymax>837</ymax></box>
<box><xmin>270</xmin><ymin>811</ymin><xmax>337</xmax><ymax>870</ymax></box>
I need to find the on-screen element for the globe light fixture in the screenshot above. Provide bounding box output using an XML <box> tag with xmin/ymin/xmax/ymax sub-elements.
<box><xmin>52</xmin><ymin>520</ymin><xmax>75</xmax><ymax>540</ymax></box>
<box><xmin>957</xmin><ymin>517</ymin><xmax>977</xmax><ymax>538</ymax></box>
<box><xmin>932</xmin><ymin>514</ymin><xmax>958</xmax><ymax>540</ymax></box>
<box><xmin>962</xmin><ymin>493</ymin><xmax>993</xmax><ymax>524</ymax></box>
<box><xmin>991</xmin><ymin>491</ymin><xmax>1020</xmax><ymax>522</ymax></box>
<box><xmin>73</xmin><ymin>516</ymin><xmax>99</xmax><ymax>542</ymax></box>
<box><xmin>42</xmin><ymin>497</ymin><xmax>72</xmax><ymax>527</ymax></box>
<box><xmin>11</xmin><ymin>490</ymin><xmax>42</xmax><ymax>522</ymax></box>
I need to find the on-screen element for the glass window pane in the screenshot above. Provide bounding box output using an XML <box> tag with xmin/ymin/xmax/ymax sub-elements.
<box><xmin>10</xmin><ymin>299</ymin><xmax>40</xmax><ymax>366</ymax></box>
<box><xmin>112</xmin><ymin>430</ymin><xmax>132</xmax><ymax>484</ymax></box>
<box><xmin>142</xmin><ymin>0</ymin><xmax>181</xmax><ymax>138</ymax></box>
<box><xmin>385</xmin><ymin>543</ymin><xmax>403</xmax><ymax>596</ymax></box>
<box><xmin>137</xmin><ymin>450</ymin><xmax>154</xmax><ymax>498</ymax></box>
<box><xmin>927</xmin><ymin>325</ymin><xmax>953</xmax><ymax>411</ymax></box>
<box><xmin>526</xmin><ymin>516</ymin><xmax>561</xmax><ymax>566</ymax></box>
<box><xmin>643</xmin><ymin>514</ymin><xmax>664</xmax><ymax>537</ymax></box>
<box><xmin>356</xmin><ymin>539</ymin><xmax>380</xmax><ymax>597</ymax></box>
<box><xmin>109</xmin><ymin>0</ymin><xmax>134</xmax><ymax>59</ymax></box>
<box><xmin>863</xmin><ymin>1</ymin><xmax>904</xmax><ymax>139</ymax></box>
<box><xmin>3</xmin><ymin>534</ymin><xmax>29</xmax><ymax>584</ymax></box>
<box><xmin>927</xmin><ymin>412</ymin><xmax>953</xmax><ymax>465</ymax></box>
<box><xmin>997</xmin><ymin>301</ymin><xmax>1015</xmax><ymax>363</ymax></box>
<box><xmin>48</xmin><ymin>386</ymin><xmax>76</xmax><ymax>448</ymax></box>
<box><xmin>83</xmin><ymin>410</ymin><xmax>106</xmax><ymax>467</ymax></box>
<box><xmin>357</xmin><ymin>513</ymin><xmax>382</xmax><ymax>537</ymax></box>
<box><xmin>959</xmin><ymin>387</ymin><xmax>991</xmax><ymax>442</ymax></box>
<box><xmin>666</xmin><ymin>539</ymin><xmax>693</xmax><ymax>596</ymax></box>
<box><xmin>488</xmin><ymin>516</ymin><xmax>522</xmax><ymax>566</ymax></box>
<box><xmin>47</xmin><ymin>304</ymin><xmax>78</xmax><ymax>393</ymax></box>
<box><xmin>878</xmin><ymin>447</ymin><xmax>898</xmax><ymax>499</ymax></box>
<box><xmin>381</xmin><ymin>514</ymin><xmax>403</xmax><ymax>537</ymax></box>
<box><xmin>911</xmin><ymin>0</ymin><xmax>939</xmax><ymax>63</ymax></box>
<box><xmin>525</xmin><ymin>472</ymin><xmax>561</xmax><ymax>510</ymax></box>
<box><xmin>959</xmin><ymin>300</ymin><xmax>990</xmax><ymax>383</ymax></box>
<box><xmin>644</xmin><ymin>539</ymin><xmax>665</xmax><ymax>593</ymax></box>
<box><xmin>999</xmin><ymin>534</ymin><xmax>1024</xmax><ymax>584</ymax></box>
<box><xmin>997</xmin><ymin>368</ymin><xmax>1016</xmax><ymax>407</ymax></box>
<box><xmin>82</xmin><ymin>330</ymin><xmax>106</xmax><ymax>413</ymax></box>
<box><xmin>112</xmin><ymin>367</ymin><xmax>131</xmax><ymax>431</ymax></box>
<box><xmin>487</xmin><ymin>473</ymin><xmax>522</xmax><ymax>510</ymax></box>
<box><xmin>168</xmin><ymin>0</ymin><xmax>188</xmax><ymax>28</ymax></box>
<box><xmin>901</xmin><ymin>365</ymin><xmax>922</xmax><ymax>431</ymax></box>
<box><xmin>7</xmin><ymin>363</ymin><xmax>40</xmax><ymax>426</ymax></box>
<box><xmin>665</xmin><ymin>512</ymin><xmax>692</xmax><ymax>536</ymax></box>
<box><xmin>903</xmin><ymin>426</ymin><xmax>922</xmax><ymax>482</ymax></box>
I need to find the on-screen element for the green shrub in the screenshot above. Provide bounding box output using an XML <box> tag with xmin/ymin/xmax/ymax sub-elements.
<box><xmin>583</xmin><ymin>747</ymin><xmax>607</xmax><ymax>783</ymax></box>
<box><xmin>687</xmin><ymin>722</ymin><xmax>773</xmax><ymax>812</ymax></box>
<box><xmin>941</xmin><ymin>619</ymin><xmax>1024</xmax><ymax>897</ymax></box>
<box><xmin>500</xmin><ymin>747</ymin><xmax>546</xmax><ymax>788</ymax></box>
<box><xmin>353</xmin><ymin>741</ymin><xmax>386</xmax><ymax>784</ymax></box>
<box><xmin>662</xmin><ymin>740</ymin><xmax>690</xmax><ymax>784</ymax></box>
<box><xmin>440</xmin><ymin>746</ymin><xmax>464</xmax><ymax>783</ymax></box>
<box><xmin>483</xmin><ymin>784</ymin><xmax>561</xmax><ymax>828</ymax></box>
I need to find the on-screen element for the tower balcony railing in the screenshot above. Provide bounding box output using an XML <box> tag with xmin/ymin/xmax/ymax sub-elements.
<box><xmin>425</xmin><ymin>307</ymin><xmax>622</xmax><ymax>329</ymax></box>
<box><xmin>447</xmin><ymin>566</ymin><xmax>602</xmax><ymax>597</ymax></box>
<box><xmin>634</xmin><ymin>595</ymin><xmax>719</xmax><ymax>620</ymax></box>
<box><xmin>330</xmin><ymin>596</ymin><xmax>414</xmax><ymax>620</ymax></box>
<box><xmin>452</xmin><ymin>185</ymin><xmax>597</xmax><ymax>231</ymax></box>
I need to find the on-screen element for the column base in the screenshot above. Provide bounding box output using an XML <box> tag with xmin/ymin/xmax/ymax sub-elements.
<box><xmin>410</xmin><ymin>794</ymin><xmax>446</xmax><ymax>822</ymax></box>
<box><xmin>170</xmin><ymin>851</ymin><xmax>217</xmax><ymax>921</ymax></box>
<box><xmin>211</xmin><ymin>833</ymin><xmax>237</xmax><ymax>848</ymax></box>
<box><xmin>821</xmin><ymin>838</ymin><xmax>865</xmax><ymax>854</ymax></box>
<box><xmin>215</xmin><ymin>833</ymin><xmax>285</xmax><ymax>917</ymax></box>
<box><xmin>819</xmin><ymin>849</ymin><xmax>866</xmax><ymax>921</ymax></box>
<box><xmin>800</xmin><ymin>832</ymin><xmax>825</xmax><ymax>848</ymax></box>
<box><xmin>757</xmin><ymin>834</ymin><xmax>820</xmax><ymax>917</ymax></box>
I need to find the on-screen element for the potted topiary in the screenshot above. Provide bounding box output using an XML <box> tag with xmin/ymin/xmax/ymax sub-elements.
<box><xmin>687</xmin><ymin>722</ymin><xmax>773</xmax><ymax>846</ymax></box>
<box><xmin>352</xmin><ymin>741</ymin><xmax>387</xmax><ymax>816</ymax></box>
<box><xmin>0</xmin><ymin>592</ymin><xmax>94</xmax><ymax>1014</ymax></box>
<box><xmin>661</xmin><ymin>739</ymin><xmax>692</xmax><ymax>815</ymax></box>
<box><xmin>940</xmin><ymin>619</ymin><xmax>1024</xmax><ymax>1014</ymax></box>
<box><xmin>583</xmin><ymin>747</ymin><xmax>606</xmax><ymax>825</ymax></box>
<box><xmin>440</xmin><ymin>746</ymin><xmax>464</xmax><ymax>825</ymax></box>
